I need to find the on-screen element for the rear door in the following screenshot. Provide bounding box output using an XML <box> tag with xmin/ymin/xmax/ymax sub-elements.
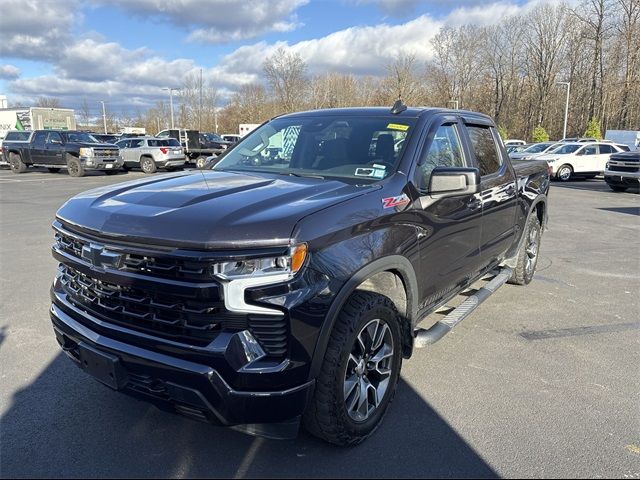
<box><xmin>129</xmin><ymin>139</ymin><xmax>145</xmax><ymax>163</ymax></box>
<box><xmin>462</xmin><ymin>120</ymin><xmax>518</xmax><ymax>270</ymax></box>
<box><xmin>597</xmin><ymin>144</ymin><xmax>616</xmax><ymax>172</ymax></box>
<box><xmin>30</xmin><ymin>131</ymin><xmax>47</xmax><ymax>164</ymax></box>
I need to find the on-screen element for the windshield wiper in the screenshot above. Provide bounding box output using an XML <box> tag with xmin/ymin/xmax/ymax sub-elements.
<box><xmin>277</xmin><ymin>172</ymin><xmax>325</xmax><ymax>180</ymax></box>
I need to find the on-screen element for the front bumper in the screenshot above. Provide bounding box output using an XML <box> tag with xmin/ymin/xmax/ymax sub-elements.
<box><xmin>50</xmin><ymin>300</ymin><xmax>314</xmax><ymax>439</ymax></box>
<box><xmin>604</xmin><ymin>170</ymin><xmax>640</xmax><ymax>187</ymax></box>
<box><xmin>81</xmin><ymin>156</ymin><xmax>124</xmax><ymax>170</ymax></box>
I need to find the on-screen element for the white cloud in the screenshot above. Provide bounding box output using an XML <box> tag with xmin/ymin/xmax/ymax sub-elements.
<box><xmin>0</xmin><ymin>65</ymin><xmax>21</xmax><ymax>80</ymax></box>
<box><xmin>0</xmin><ymin>0</ymin><xmax>79</xmax><ymax>60</ymax></box>
<box><xmin>97</xmin><ymin>0</ymin><xmax>308</xmax><ymax>43</ymax></box>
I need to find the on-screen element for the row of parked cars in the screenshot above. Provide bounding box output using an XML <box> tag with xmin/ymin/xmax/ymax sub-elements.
<box><xmin>0</xmin><ymin>129</ymin><xmax>240</xmax><ymax>177</ymax></box>
<box><xmin>505</xmin><ymin>137</ymin><xmax>639</xmax><ymax>192</ymax></box>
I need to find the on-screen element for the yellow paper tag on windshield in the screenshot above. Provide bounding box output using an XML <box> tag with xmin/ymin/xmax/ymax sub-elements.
<box><xmin>387</xmin><ymin>123</ymin><xmax>409</xmax><ymax>131</ymax></box>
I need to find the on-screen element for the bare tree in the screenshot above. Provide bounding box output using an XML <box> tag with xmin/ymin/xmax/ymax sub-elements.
<box><xmin>35</xmin><ymin>97</ymin><xmax>61</xmax><ymax>108</ymax></box>
<box><xmin>263</xmin><ymin>47</ymin><xmax>308</xmax><ymax>113</ymax></box>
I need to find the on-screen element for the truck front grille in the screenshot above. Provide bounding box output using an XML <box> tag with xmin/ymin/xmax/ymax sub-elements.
<box><xmin>55</xmin><ymin>231</ymin><xmax>210</xmax><ymax>281</ymax></box>
<box><xmin>94</xmin><ymin>149</ymin><xmax>119</xmax><ymax>157</ymax></box>
<box><xmin>58</xmin><ymin>265</ymin><xmax>225</xmax><ymax>345</ymax></box>
<box><xmin>53</xmin><ymin>224</ymin><xmax>289</xmax><ymax>356</ymax></box>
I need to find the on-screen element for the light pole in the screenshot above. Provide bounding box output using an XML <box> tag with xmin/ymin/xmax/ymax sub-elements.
<box><xmin>99</xmin><ymin>100</ymin><xmax>107</xmax><ymax>133</ymax></box>
<box><xmin>557</xmin><ymin>81</ymin><xmax>570</xmax><ymax>140</ymax></box>
<box><xmin>448</xmin><ymin>100</ymin><xmax>459</xmax><ymax>110</ymax></box>
<box><xmin>162</xmin><ymin>87</ymin><xmax>180</xmax><ymax>130</ymax></box>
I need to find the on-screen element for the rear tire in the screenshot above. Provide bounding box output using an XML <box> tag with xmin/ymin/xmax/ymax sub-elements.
<box><xmin>140</xmin><ymin>156</ymin><xmax>157</xmax><ymax>174</ymax></box>
<box><xmin>509</xmin><ymin>214</ymin><xmax>541</xmax><ymax>286</ymax></box>
<box><xmin>556</xmin><ymin>164</ymin><xmax>573</xmax><ymax>182</ymax></box>
<box><xmin>608</xmin><ymin>185</ymin><xmax>627</xmax><ymax>192</ymax></box>
<box><xmin>9</xmin><ymin>152</ymin><xmax>27</xmax><ymax>173</ymax></box>
<box><xmin>303</xmin><ymin>291</ymin><xmax>403</xmax><ymax>446</ymax></box>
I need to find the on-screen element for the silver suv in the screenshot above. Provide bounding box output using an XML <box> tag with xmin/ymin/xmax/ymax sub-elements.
<box><xmin>115</xmin><ymin>137</ymin><xmax>186</xmax><ymax>173</ymax></box>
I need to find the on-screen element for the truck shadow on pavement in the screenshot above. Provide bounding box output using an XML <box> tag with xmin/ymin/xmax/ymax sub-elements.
<box><xmin>0</xmin><ymin>353</ymin><xmax>498</xmax><ymax>478</ymax></box>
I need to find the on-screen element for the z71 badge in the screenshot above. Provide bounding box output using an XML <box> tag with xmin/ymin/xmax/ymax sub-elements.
<box><xmin>382</xmin><ymin>194</ymin><xmax>411</xmax><ymax>209</ymax></box>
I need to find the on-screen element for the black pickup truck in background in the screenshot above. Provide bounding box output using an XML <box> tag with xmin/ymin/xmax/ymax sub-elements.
<box><xmin>2</xmin><ymin>130</ymin><xmax>123</xmax><ymax>177</ymax></box>
<box><xmin>49</xmin><ymin>104</ymin><xmax>549</xmax><ymax>445</ymax></box>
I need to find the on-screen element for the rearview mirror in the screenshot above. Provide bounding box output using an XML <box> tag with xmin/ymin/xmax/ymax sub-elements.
<box><xmin>429</xmin><ymin>167</ymin><xmax>480</xmax><ymax>197</ymax></box>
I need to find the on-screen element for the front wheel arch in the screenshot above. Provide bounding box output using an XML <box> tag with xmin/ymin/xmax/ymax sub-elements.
<box><xmin>308</xmin><ymin>255</ymin><xmax>418</xmax><ymax>381</ymax></box>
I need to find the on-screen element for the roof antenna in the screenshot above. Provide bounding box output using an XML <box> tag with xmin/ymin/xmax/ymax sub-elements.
<box><xmin>391</xmin><ymin>98</ymin><xmax>407</xmax><ymax>115</ymax></box>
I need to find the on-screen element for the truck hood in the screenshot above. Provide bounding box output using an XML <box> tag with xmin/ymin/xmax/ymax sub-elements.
<box><xmin>56</xmin><ymin>170</ymin><xmax>377</xmax><ymax>249</ymax></box>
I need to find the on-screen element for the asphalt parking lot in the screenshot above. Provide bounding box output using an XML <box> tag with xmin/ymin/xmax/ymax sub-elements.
<box><xmin>0</xmin><ymin>168</ymin><xmax>638</xmax><ymax>478</ymax></box>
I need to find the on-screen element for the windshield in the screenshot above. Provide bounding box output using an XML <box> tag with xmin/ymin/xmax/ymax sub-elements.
<box><xmin>551</xmin><ymin>144</ymin><xmax>581</xmax><ymax>154</ymax></box>
<box><xmin>213</xmin><ymin>115</ymin><xmax>415</xmax><ymax>182</ymax></box>
<box><xmin>64</xmin><ymin>132</ymin><xmax>98</xmax><ymax>143</ymax></box>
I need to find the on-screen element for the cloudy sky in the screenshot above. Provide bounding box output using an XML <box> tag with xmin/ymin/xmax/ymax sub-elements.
<box><xmin>0</xmin><ymin>0</ymin><xmax>538</xmax><ymax>117</ymax></box>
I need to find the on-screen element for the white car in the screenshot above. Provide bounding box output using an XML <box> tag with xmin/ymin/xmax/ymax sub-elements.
<box><xmin>510</xmin><ymin>141</ymin><xmax>563</xmax><ymax>161</ymax></box>
<box><xmin>537</xmin><ymin>142</ymin><xmax>624</xmax><ymax>181</ymax></box>
<box><xmin>504</xmin><ymin>139</ymin><xmax>526</xmax><ymax>146</ymax></box>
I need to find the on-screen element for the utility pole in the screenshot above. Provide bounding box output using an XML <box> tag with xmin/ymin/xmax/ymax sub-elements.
<box><xmin>199</xmin><ymin>68</ymin><xmax>203</xmax><ymax>132</ymax></box>
<box><xmin>162</xmin><ymin>87</ymin><xmax>179</xmax><ymax>130</ymax></box>
<box><xmin>557</xmin><ymin>82</ymin><xmax>570</xmax><ymax>140</ymax></box>
<box><xmin>99</xmin><ymin>100</ymin><xmax>107</xmax><ymax>133</ymax></box>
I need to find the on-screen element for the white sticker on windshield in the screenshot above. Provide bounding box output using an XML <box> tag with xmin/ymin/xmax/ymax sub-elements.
<box><xmin>355</xmin><ymin>167</ymin><xmax>385</xmax><ymax>178</ymax></box>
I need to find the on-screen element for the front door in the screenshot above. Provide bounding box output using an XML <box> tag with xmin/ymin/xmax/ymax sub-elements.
<box><xmin>412</xmin><ymin>117</ymin><xmax>483</xmax><ymax>311</ymax></box>
<box><xmin>31</xmin><ymin>131</ymin><xmax>47</xmax><ymax>164</ymax></box>
<box><xmin>45</xmin><ymin>131</ymin><xmax>65</xmax><ymax>165</ymax></box>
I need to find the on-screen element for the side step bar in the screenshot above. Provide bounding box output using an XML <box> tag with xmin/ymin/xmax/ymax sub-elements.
<box><xmin>414</xmin><ymin>267</ymin><xmax>513</xmax><ymax>348</ymax></box>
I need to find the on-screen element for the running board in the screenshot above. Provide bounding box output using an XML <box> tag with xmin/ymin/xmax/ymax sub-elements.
<box><xmin>414</xmin><ymin>267</ymin><xmax>513</xmax><ymax>348</ymax></box>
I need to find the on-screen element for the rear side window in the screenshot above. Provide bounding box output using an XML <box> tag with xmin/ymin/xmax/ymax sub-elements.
<box><xmin>583</xmin><ymin>145</ymin><xmax>597</xmax><ymax>155</ymax></box>
<box><xmin>148</xmin><ymin>139</ymin><xmax>163</xmax><ymax>147</ymax></box>
<box><xmin>467</xmin><ymin>125</ymin><xmax>502</xmax><ymax>176</ymax></box>
<box><xmin>130</xmin><ymin>139</ymin><xmax>144</xmax><ymax>148</ymax></box>
<box><xmin>33</xmin><ymin>131</ymin><xmax>46</xmax><ymax>147</ymax></box>
<box><xmin>599</xmin><ymin>144</ymin><xmax>614</xmax><ymax>154</ymax></box>
<box><xmin>163</xmin><ymin>138</ymin><xmax>181</xmax><ymax>147</ymax></box>
<box><xmin>5</xmin><ymin>131</ymin><xmax>31</xmax><ymax>141</ymax></box>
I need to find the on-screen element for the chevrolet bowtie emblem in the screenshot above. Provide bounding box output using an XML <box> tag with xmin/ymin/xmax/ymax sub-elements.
<box><xmin>81</xmin><ymin>243</ymin><xmax>123</xmax><ymax>269</ymax></box>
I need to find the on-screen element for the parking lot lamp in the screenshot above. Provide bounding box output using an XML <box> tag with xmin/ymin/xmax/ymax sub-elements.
<box><xmin>99</xmin><ymin>101</ymin><xmax>107</xmax><ymax>134</ymax></box>
<box><xmin>162</xmin><ymin>87</ymin><xmax>180</xmax><ymax>130</ymax></box>
<box><xmin>557</xmin><ymin>81</ymin><xmax>570</xmax><ymax>140</ymax></box>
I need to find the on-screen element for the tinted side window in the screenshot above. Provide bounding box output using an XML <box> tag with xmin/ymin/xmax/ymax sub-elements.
<box><xmin>467</xmin><ymin>125</ymin><xmax>502</xmax><ymax>176</ymax></box>
<box><xmin>33</xmin><ymin>132</ymin><xmax>46</xmax><ymax>147</ymax></box>
<box><xmin>599</xmin><ymin>144</ymin><xmax>614</xmax><ymax>154</ymax></box>
<box><xmin>46</xmin><ymin>132</ymin><xmax>62</xmax><ymax>144</ymax></box>
<box><xmin>148</xmin><ymin>139</ymin><xmax>163</xmax><ymax>147</ymax></box>
<box><xmin>130</xmin><ymin>139</ymin><xmax>144</xmax><ymax>148</ymax></box>
<box><xmin>416</xmin><ymin>124</ymin><xmax>466</xmax><ymax>191</ymax></box>
<box><xmin>583</xmin><ymin>145</ymin><xmax>597</xmax><ymax>155</ymax></box>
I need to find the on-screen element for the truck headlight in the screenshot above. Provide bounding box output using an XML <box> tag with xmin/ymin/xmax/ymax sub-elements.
<box><xmin>212</xmin><ymin>244</ymin><xmax>308</xmax><ymax>315</ymax></box>
<box><xmin>213</xmin><ymin>244</ymin><xmax>307</xmax><ymax>281</ymax></box>
<box><xmin>79</xmin><ymin>147</ymin><xmax>94</xmax><ymax>157</ymax></box>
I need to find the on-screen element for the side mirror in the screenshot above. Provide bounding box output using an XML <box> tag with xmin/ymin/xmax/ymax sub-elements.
<box><xmin>428</xmin><ymin>167</ymin><xmax>480</xmax><ymax>197</ymax></box>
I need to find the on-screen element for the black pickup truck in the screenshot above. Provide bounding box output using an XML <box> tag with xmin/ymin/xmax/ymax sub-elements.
<box><xmin>2</xmin><ymin>130</ymin><xmax>123</xmax><ymax>177</ymax></box>
<box><xmin>49</xmin><ymin>105</ymin><xmax>549</xmax><ymax>445</ymax></box>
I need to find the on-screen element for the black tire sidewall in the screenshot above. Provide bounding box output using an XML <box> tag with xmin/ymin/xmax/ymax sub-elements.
<box><xmin>9</xmin><ymin>153</ymin><xmax>26</xmax><ymax>173</ymax></box>
<box><xmin>336</xmin><ymin>304</ymin><xmax>403</xmax><ymax>436</ymax></box>
<box><xmin>141</xmin><ymin>157</ymin><xmax>156</xmax><ymax>174</ymax></box>
<box><xmin>557</xmin><ymin>164</ymin><xmax>572</xmax><ymax>182</ymax></box>
<box><xmin>66</xmin><ymin>157</ymin><xmax>84</xmax><ymax>177</ymax></box>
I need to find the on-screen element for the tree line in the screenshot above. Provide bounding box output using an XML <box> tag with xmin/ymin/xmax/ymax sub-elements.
<box><xmin>68</xmin><ymin>0</ymin><xmax>639</xmax><ymax>141</ymax></box>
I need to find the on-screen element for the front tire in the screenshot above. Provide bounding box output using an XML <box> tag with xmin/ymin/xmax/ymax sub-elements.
<box><xmin>509</xmin><ymin>214</ymin><xmax>542</xmax><ymax>285</ymax></box>
<box><xmin>303</xmin><ymin>291</ymin><xmax>403</xmax><ymax>446</ymax></box>
<box><xmin>9</xmin><ymin>153</ymin><xmax>27</xmax><ymax>173</ymax></box>
<box><xmin>556</xmin><ymin>164</ymin><xmax>573</xmax><ymax>182</ymax></box>
<box><xmin>66</xmin><ymin>156</ymin><xmax>85</xmax><ymax>177</ymax></box>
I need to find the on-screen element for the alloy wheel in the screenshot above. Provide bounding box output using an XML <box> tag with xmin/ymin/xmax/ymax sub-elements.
<box><xmin>525</xmin><ymin>226</ymin><xmax>539</xmax><ymax>276</ymax></box>
<box><xmin>343</xmin><ymin>319</ymin><xmax>394</xmax><ymax>422</ymax></box>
